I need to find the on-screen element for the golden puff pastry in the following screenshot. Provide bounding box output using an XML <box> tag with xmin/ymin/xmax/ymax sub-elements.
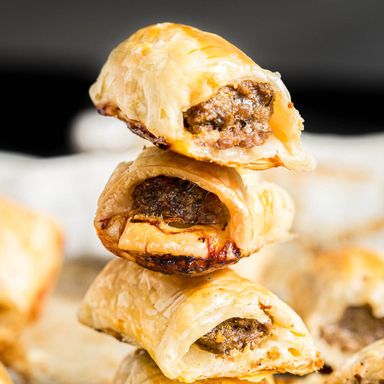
<box><xmin>324</xmin><ymin>339</ymin><xmax>384</xmax><ymax>384</ymax></box>
<box><xmin>0</xmin><ymin>362</ymin><xmax>13</xmax><ymax>384</ymax></box>
<box><xmin>95</xmin><ymin>146</ymin><xmax>294</xmax><ymax>275</ymax></box>
<box><xmin>114</xmin><ymin>350</ymin><xmax>274</xmax><ymax>384</ymax></box>
<box><xmin>273</xmin><ymin>376</ymin><xmax>313</xmax><ymax>384</ymax></box>
<box><xmin>78</xmin><ymin>259</ymin><xmax>322</xmax><ymax>383</ymax></box>
<box><xmin>0</xmin><ymin>197</ymin><xmax>63</xmax><ymax>352</ymax></box>
<box><xmin>90</xmin><ymin>23</ymin><xmax>314</xmax><ymax>171</ymax></box>
<box><xmin>261</xmin><ymin>246</ymin><xmax>384</xmax><ymax>370</ymax></box>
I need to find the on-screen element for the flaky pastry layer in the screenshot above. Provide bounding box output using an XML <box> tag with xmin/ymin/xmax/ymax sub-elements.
<box><xmin>95</xmin><ymin>147</ymin><xmax>294</xmax><ymax>275</ymax></box>
<box><xmin>90</xmin><ymin>23</ymin><xmax>314</xmax><ymax>170</ymax></box>
<box><xmin>114</xmin><ymin>350</ymin><xmax>273</xmax><ymax>384</ymax></box>
<box><xmin>78</xmin><ymin>259</ymin><xmax>321</xmax><ymax>382</ymax></box>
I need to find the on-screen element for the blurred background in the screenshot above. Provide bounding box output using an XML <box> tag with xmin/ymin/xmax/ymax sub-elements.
<box><xmin>1</xmin><ymin>0</ymin><xmax>383</xmax><ymax>156</ymax></box>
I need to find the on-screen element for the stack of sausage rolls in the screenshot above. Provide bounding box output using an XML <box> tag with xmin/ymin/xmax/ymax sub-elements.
<box><xmin>78</xmin><ymin>23</ymin><xmax>322</xmax><ymax>383</ymax></box>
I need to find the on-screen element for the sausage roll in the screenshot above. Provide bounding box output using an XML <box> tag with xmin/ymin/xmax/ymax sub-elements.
<box><xmin>0</xmin><ymin>197</ymin><xmax>63</xmax><ymax>352</ymax></box>
<box><xmin>95</xmin><ymin>146</ymin><xmax>294</xmax><ymax>275</ymax></box>
<box><xmin>325</xmin><ymin>339</ymin><xmax>384</xmax><ymax>384</ymax></box>
<box><xmin>261</xmin><ymin>246</ymin><xmax>384</xmax><ymax>370</ymax></box>
<box><xmin>114</xmin><ymin>350</ymin><xmax>273</xmax><ymax>384</ymax></box>
<box><xmin>78</xmin><ymin>259</ymin><xmax>322</xmax><ymax>383</ymax></box>
<box><xmin>90</xmin><ymin>23</ymin><xmax>314</xmax><ymax>171</ymax></box>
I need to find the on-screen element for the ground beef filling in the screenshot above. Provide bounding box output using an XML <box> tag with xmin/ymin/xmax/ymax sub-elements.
<box><xmin>196</xmin><ymin>317</ymin><xmax>271</xmax><ymax>355</ymax></box>
<box><xmin>183</xmin><ymin>80</ymin><xmax>274</xmax><ymax>150</ymax></box>
<box><xmin>321</xmin><ymin>305</ymin><xmax>384</xmax><ymax>353</ymax></box>
<box><xmin>131</xmin><ymin>176</ymin><xmax>229</xmax><ymax>229</ymax></box>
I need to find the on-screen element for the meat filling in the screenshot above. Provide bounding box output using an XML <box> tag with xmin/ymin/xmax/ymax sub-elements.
<box><xmin>131</xmin><ymin>176</ymin><xmax>229</xmax><ymax>229</ymax></box>
<box><xmin>196</xmin><ymin>317</ymin><xmax>272</xmax><ymax>355</ymax></box>
<box><xmin>184</xmin><ymin>80</ymin><xmax>274</xmax><ymax>150</ymax></box>
<box><xmin>321</xmin><ymin>305</ymin><xmax>384</xmax><ymax>353</ymax></box>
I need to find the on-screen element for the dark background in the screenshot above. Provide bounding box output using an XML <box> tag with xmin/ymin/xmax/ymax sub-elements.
<box><xmin>1</xmin><ymin>0</ymin><xmax>383</xmax><ymax>157</ymax></box>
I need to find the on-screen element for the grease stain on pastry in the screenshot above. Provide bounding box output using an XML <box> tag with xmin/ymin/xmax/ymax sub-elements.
<box><xmin>133</xmin><ymin>240</ymin><xmax>241</xmax><ymax>275</ymax></box>
<box><xmin>98</xmin><ymin>103</ymin><xmax>170</xmax><ymax>149</ymax></box>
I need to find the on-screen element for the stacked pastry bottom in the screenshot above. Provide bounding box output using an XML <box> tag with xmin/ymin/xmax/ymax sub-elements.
<box><xmin>78</xmin><ymin>147</ymin><xmax>321</xmax><ymax>382</ymax></box>
<box><xmin>113</xmin><ymin>350</ymin><xmax>275</xmax><ymax>384</ymax></box>
<box><xmin>79</xmin><ymin>259</ymin><xmax>321</xmax><ymax>382</ymax></box>
<box><xmin>115</xmin><ymin>340</ymin><xmax>384</xmax><ymax>384</ymax></box>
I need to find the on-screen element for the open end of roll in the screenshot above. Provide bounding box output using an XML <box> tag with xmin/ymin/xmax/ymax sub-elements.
<box><xmin>183</xmin><ymin>81</ymin><xmax>274</xmax><ymax>150</ymax></box>
<box><xmin>195</xmin><ymin>316</ymin><xmax>272</xmax><ymax>355</ymax></box>
<box><xmin>320</xmin><ymin>305</ymin><xmax>384</xmax><ymax>353</ymax></box>
<box><xmin>102</xmin><ymin>175</ymin><xmax>240</xmax><ymax>275</ymax></box>
<box><xmin>130</xmin><ymin>176</ymin><xmax>230</xmax><ymax>229</ymax></box>
<box><xmin>97</xmin><ymin>80</ymin><xmax>277</xmax><ymax>157</ymax></box>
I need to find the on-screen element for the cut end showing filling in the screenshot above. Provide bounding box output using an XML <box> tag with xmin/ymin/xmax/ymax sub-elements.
<box><xmin>131</xmin><ymin>176</ymin><xmax>229</xmax><ymax>229</ymax></box>
<box><xmin>321</xmin><ymin>305</ymin><xmax>384</xmax><ymax>353</ymax></box>
<box><xmin>196</xmin><ymin>316</ymin><xmax>272</xmax><ymax>355</ymax></box>
<box><xmin>184</xmin><ymin>80</ymin><xmax>274</xmax><ymax>150</ymax></box>
<box><xmin>98</xmin><ymin>80</ymin><xmax>275</xmax><ymax>153</ymax></box>
<box><xmin>103</xmin><ymin>175</ymin><xmax>240</xmax><ymax>275</ymax></box>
